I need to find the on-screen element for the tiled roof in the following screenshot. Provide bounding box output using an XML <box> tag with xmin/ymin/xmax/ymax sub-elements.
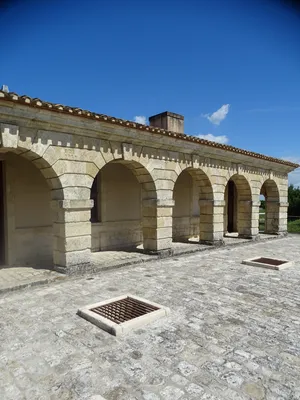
<box><xmin>0</xmin><ymin>90</ymin><xmax>298</xmax><ymax>169</ymax></box>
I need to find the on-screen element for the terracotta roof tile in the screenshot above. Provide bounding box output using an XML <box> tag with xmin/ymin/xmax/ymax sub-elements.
<box><xmin>0</xmin><ymin>90</ymin><xmax>298</xmax><ymax>169</ymax></box>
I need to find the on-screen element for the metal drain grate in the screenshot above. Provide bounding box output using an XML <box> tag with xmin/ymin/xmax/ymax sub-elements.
<box><xmin>77</xmin><ymin>294</ymin><xmax>170</xmax><ymax>336</ymax></box>
<box><xmin>242</xmin><ymin>256</ymin><xmax>293</xmax><ymax>270</ymax></box>
<box><xmin>252</xmin><ymin>257</ymin><xmax>286</xmax><ymax>266</ymax></box>
<box><xmin>91</xmin><ymin>296</ymin><xmax>159</xmax><ymax>324</ymax></box>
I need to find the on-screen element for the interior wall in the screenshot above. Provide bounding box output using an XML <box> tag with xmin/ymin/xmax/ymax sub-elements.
<box><xmin>92</xmin><ymin>163</ymin><xmax>143</xmax><ymax>251</ymax></box>
<box><xmin>224</xmin><ymin>181</ymin><xmax>238</xmax><ymax>234</ymax></box>
<box><xmin>224</xmin><ymin>184</ymin><xmax>228</xmax><ymax>233</ymax></box>
<box><xmin>190</xmin><ymin>176</ymin><xmax>200</xmax><ymax>237</ymax></box>
<box><xmin>226</xmin><ymin>176</ymin><xmax>252</xmax><ymax>236</ymax></box>
<box><xmin>233</xmin><ymin>184</ymin><xmax>238</xmax><ymax>231</ymax></box>
<box><xmin>4</xmin><ymin>153</ymin><xmax>53</xmax><ymax>267</ymax></box>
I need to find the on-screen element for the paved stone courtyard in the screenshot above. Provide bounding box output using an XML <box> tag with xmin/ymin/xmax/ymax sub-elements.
<box><xmin>0</xmin><ymin>235</ymin><xmax>276</xmax><ymax>294</ymax></box>
<box><xmin>1</xmin><ymin>235</ymin><xmax>300</xmax><ymax>400</ymax></box>
<box><xmin>0</xmin><ymin>267</ymin><xmax>65</xmax><ymax>294</ymax></box>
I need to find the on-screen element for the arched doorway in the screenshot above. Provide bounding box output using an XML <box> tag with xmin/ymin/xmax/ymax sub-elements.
<box><xmin>0</xmin><ymin>152</ymin><xmax>54</xmax><ymax>268</ymax></box>
<box><xmin>173</xmin><ymin>168</ymin><xmax>214</xmax><ymax>243</ymax></box>
<box><xmin>260</xmin><ymin>179</ymin><xmax>280</xmax><ymax>234</ymax></box>
<box><xmin>224</xmin><ymin>175</ymin><xmax>252</xmax><ymax>237</ymax></box>
<box><xmin>90</xmin><ymin>160</ymin><xmax>157</xmax><ymax>252</ymax></box>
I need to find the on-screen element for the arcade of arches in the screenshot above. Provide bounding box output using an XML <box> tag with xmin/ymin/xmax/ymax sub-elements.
<box><xmin>0</xmin><ymin>148</ymin><xmax>287</xmax><ymax>274</ymax></box>
<box><xmin>0</xmin><ymin>93</ymin><xmax>297</xmax><ymax>274</ymax></box>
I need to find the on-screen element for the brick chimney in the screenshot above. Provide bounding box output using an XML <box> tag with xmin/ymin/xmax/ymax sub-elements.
<box><xmin>149</xmin><ymin>111</ymin><xmax>184</xmax><ymax>134</ymax></box>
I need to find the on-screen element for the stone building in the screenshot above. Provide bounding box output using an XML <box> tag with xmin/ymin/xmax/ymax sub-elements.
<box><xmin>0</xmin><ymin>90</ymin><xmax>298</xmax><ymax>273</ymax></box>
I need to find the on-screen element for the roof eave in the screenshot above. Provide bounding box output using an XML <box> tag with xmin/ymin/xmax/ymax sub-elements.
<box><xmin>0</xmin><ymin>90</ymin><xmax>298</xmax><ymax>170</ymax></box>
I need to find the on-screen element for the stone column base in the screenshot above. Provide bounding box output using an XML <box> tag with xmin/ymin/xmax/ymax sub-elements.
<box><xmin>172</xmin><ymin>236</ymin><xmax>190</xmax><ymax>243</ymax></box>
<box><xmin>199</xmin><ymin>239</ymin><xmax>225</xmax><ymax>247</ymax></box>
<box><xmin>238</xmin><ymin>234</ymin><xmax>260</xmax><ymax>241</ymax></box>
<box><xmin>145</xmin><ymin>248</ymin><xmax>174</xmax><ymax>258</ymax></box>
<box><xmin>54</xmin><ymin>261</ymin><xmax>93</xmax><ymax>275</ymax></box>
<box><xmin>278</xmin><ymin>231</ymin><xmax>288</xmax><ymax>237</ymax></box>
<box><xmin>264</xmin><ymin>230</ymin><xmax>287</xmax><ymax>236</ymax></box>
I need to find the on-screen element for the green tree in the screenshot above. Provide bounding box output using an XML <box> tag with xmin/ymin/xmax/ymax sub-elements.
<box><xmin>288</xmin><ymin>184</ymin><xmax>300</xmax><ymax>216</ymax></box>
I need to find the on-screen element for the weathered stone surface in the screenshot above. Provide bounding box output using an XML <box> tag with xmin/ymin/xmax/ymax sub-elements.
<box><xmin>243</xmin><ymin>382</ymin><xmax>265</xmax><ymax>399</ymax></box>
<box><xmin>1</xmin><ymin>236</ymin><xmax>300</xmax><ymax>399</ymax></box>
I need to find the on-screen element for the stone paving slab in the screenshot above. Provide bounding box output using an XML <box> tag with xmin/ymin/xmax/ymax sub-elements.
<box><xmin>1</xmin><ymin>236</ymin><xmax>300</xmax><ymax>399</ymax></box>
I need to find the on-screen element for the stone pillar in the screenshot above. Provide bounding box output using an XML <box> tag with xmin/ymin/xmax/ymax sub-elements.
<box><xmin>265</xmin><ymin>201</ymin><xmax>276</xmax><ymax>234</ymax></box>
<box><xmin>199</xmin><ymin>200</ymin><xmax>225</xmax><ymax>245</ymax></box>
<box><xmin>142</xmin><ymin>198</ymin><xmax>174</xmax><ymax>256</ymax></box>
<box><xmin>278</xmin><ymin>202</ymin><xmax>288</xmax><ymax>235</ymax></box>
<box><xmin>51</xmin><ymin>199</ymin><xmax>93</xmax><ymax>274</ymax></box>
<box><xmin>251</xmin><ymin>201</ymin><xmax>260</xmax><ymax>237</ymax></box>
<box><xmin>238</xmin><ymin>200</ymin><xmax>259</xmax><ymax>239</ymax></box>
<box><xmin>266</xmin><ymin>201</ymin><xmax>287</xmax><ymax>235</ymax></box>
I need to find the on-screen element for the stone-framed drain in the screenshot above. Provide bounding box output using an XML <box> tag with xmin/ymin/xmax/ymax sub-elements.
<box><xmin>242</xmin><ymin>256</ymin><xmax>294</xmax><ymax>270</ymax></box>
<box><xmin>77</xmin><ymin>294</ymin><xmax>170</xmax><ymax>336</ymax></box>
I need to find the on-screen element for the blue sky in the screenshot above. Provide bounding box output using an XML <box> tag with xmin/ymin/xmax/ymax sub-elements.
<box><xmin>0</xmin><ymin>0</ymin><xmax>299</xmax><ymax>185</ymax></box>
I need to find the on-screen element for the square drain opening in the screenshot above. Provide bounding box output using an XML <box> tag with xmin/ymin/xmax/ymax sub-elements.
<box><xmin>242</xmin><ymin>256</ymin><xmax>293</xmax><ymax>270</ymax></box>
<box><xmin>91</xmin><ymin>296</ymin><xmax>159</xmax><ymax>324</ymax></box>
<box><xmin>77</xmin><ymin>294</ymin><xmax>170</xmax><ymax>336</ymax></box>
<box><xmin>252</xmin><ymin>257</ymin><xmax>285</xmax><ymax>266</ymax></box>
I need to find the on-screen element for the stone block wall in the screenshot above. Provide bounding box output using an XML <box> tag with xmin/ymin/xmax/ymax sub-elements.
<box><xmin>91</xmin><ymin>221</ymin><xmax>142</xmax><ymax>251</ymax></box>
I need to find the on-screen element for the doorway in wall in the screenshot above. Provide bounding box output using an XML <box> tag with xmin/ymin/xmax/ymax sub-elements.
<box><xmin>227</xmin><ymin>180</ymin><xmax>235</xmax><ymax>233</ymax></box>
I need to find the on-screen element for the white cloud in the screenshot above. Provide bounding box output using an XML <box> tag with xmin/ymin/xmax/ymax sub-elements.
<box><xmin>283</xmin><ymin>157</ymin><xmax>300</xmax><ymax>187</ymax></box>
<box><xmin>202</xmin><ymin>104</ymin><xmax>230</xmax><ymax>125</ymax></box>
<box><xmin>195</xmin><ymin>133</ymin><xmax>229</xmax><ymax>144</ymax></box>
<box><xmin>133</xmin><ymin>115</ymin><xmax>147</xmax><ymax>125</ymax></box>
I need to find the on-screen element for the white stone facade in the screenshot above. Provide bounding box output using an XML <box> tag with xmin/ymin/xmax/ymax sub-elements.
<box><xmin>0</xmin><ymin>92</ymin><xmax>297</xmax><ymax>273</ymax></box>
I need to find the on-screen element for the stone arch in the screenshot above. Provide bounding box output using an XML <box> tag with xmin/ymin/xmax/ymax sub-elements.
<box><xmin>224</xmin><ymin>174</ymin><xmax>252</xmax><ymax>237</ymax></box>
<box><xmin>260</xmin><ymin>179</ymin><xmax>280</xmax><ymax>234</ymax></box>
<box><xmin>1</xmin><ymin>148</ymin><xmax>63</xmax><ymax>192</ymax></box>
<box><xmin>172</xmin><ymin>167</ymin><xmax>215</xmax><ymax>243</ymax></box>
<box><xmin>90</xmin><ymin>159</ymin><xmax>158</xmax><ymax>252</ymax></box>
<box><xmin>260</xmin><ymin>178</ymin><xmax>280</xmax><ymax>201</ymax></box>
<box><xmin>0</xmin><ymin>148</ymin><xmax>63</xmax><ymax>268</ymax></box>
<box><xmin>0</xmin><ymin>124</ymin><xmax>64</xmax><ymax>192</ymax></box>
<box><xmin>0</xmin><ymin>124</ymin><xmax>81</xmax><ymax>269</ymax></box>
